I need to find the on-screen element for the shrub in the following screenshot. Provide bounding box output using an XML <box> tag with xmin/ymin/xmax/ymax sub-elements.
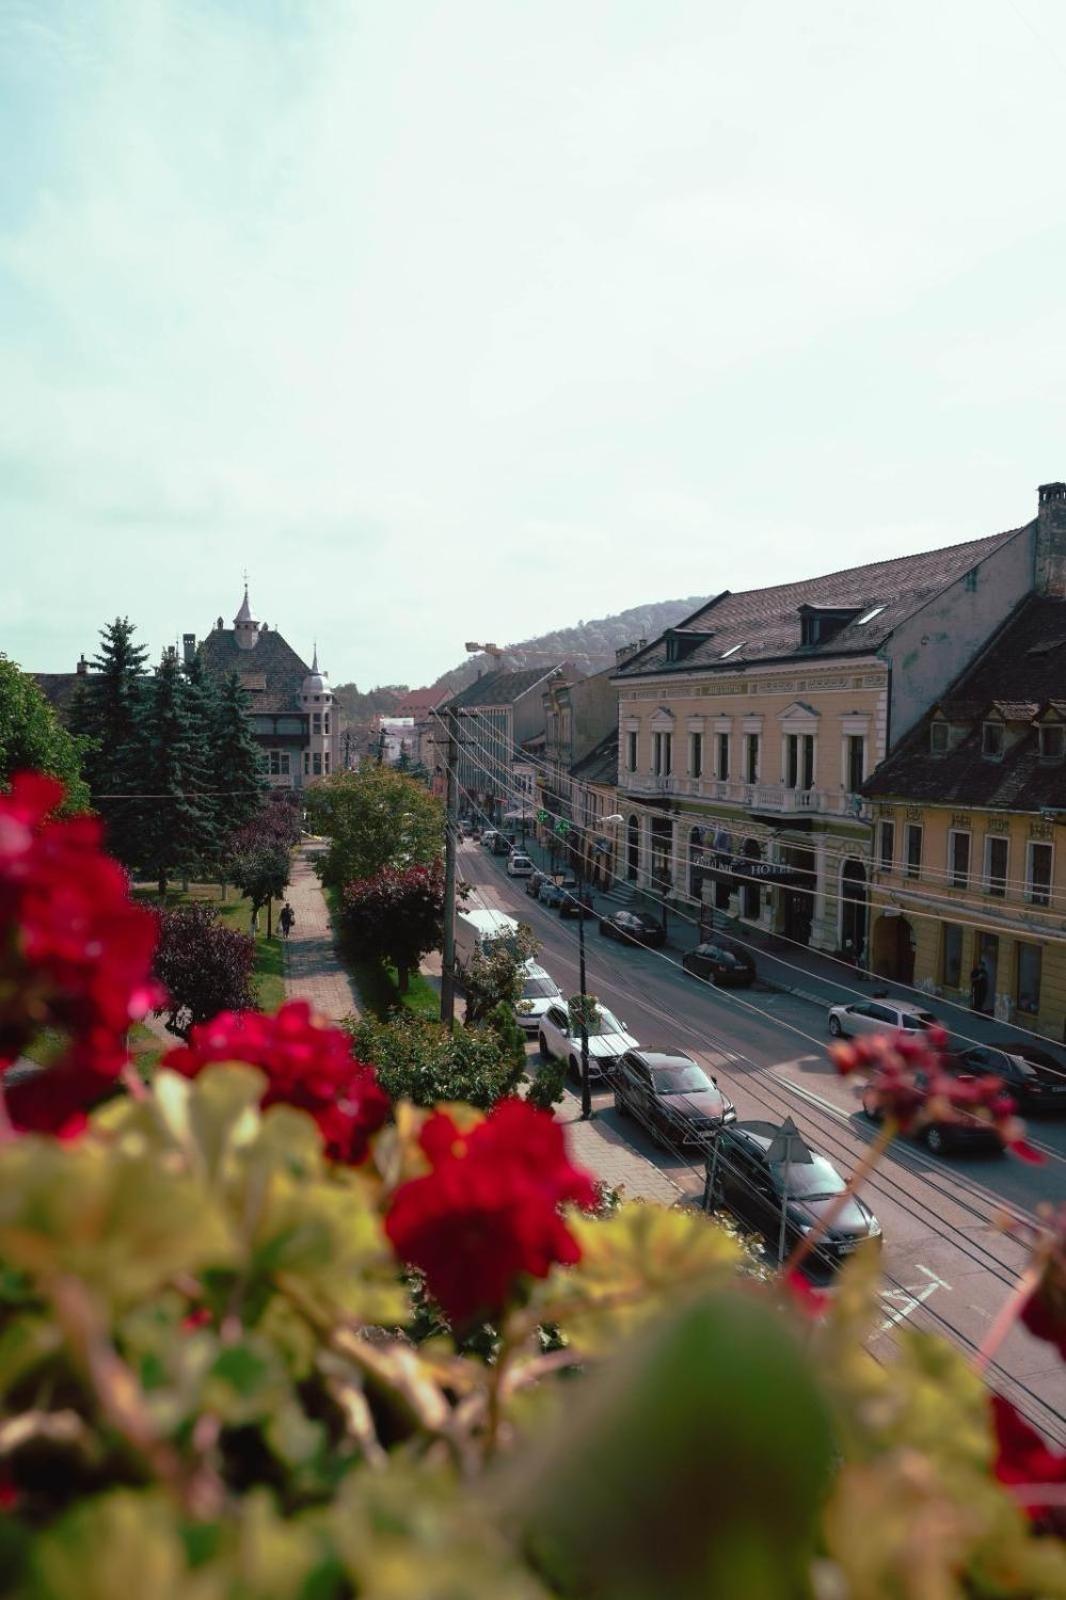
<box><xmin>152</xmin><ymin>902</ymin><xmax>256</xmax><ymax>1037</ymax></box>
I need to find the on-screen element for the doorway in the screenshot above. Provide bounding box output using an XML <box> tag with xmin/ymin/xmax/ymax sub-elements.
<box><xmin>839</xmin><ymin>859</ymin><xmax>868</xmax><ymax>963</ymax></box>
<box><xmin>872</xmin><ymin>914</ymin><xmax>915</xmax><ymax>982</ymax></box>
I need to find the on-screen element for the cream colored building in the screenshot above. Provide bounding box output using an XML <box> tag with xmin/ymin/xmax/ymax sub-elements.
<box><xmin>614</xmin><ymin>493</ymin><xmax>1061</xmax><ymax>957</ymax></box>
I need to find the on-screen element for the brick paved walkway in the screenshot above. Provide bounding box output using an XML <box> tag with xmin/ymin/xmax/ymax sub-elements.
<box><xmin>554</xmin><ymin>1090</ymin><xmax>685</xmax><ymax>1205</ymax></box>
<box><xmin>282</xmin><ymin>844</ymin><xmax>361</xmax><ymax>1023</ymax></box>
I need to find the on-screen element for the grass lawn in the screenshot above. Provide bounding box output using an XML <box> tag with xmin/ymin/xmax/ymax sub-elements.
<box><xmin>133</xmin><ymin>883</ymin><xmax>288</xmax><ymax>1012</ymax></box>
<box><xmin>323</xmin><ymin>885</ymin><xmax>439</xmax><ymax>1022</ymax></box>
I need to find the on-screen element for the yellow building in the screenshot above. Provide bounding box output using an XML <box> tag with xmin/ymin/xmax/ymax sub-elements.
<box><xmin>614</xmin><ymin>502</ymin><xmax>1052</xmax><ymax>958</ymax></box>
<box><xmin>864</xmin><ymin>593</ymin><xmax>1066</xmax><ymax>1042</ymax></box>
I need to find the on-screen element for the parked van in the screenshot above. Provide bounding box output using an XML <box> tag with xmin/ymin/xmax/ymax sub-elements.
<box><xmin>454</xmin><ymin>909</ymin><xmax>521</xmax><ymax>973</ymax></box>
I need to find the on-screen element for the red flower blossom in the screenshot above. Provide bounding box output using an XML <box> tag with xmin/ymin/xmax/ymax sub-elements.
<box><xmin>1019</xmin><ymin>1203</ymin><xmax>1066</xmax><ymax>1361</ymax></box>
<box><xmin>783</xmin><ymin>1269</ymin><xmax>831</xmax><ymax>1320</ymax></box>
<box><xmin>163</xmin><ymin>1001</ymin><xmax>389</xmax><ymax>1165</ymax></box>
<box><xmin>829</xmin><ymin>1027</ymin><xmax>1041</xmax><ymax>1160</ymax></box>
<box><xmin>0</xmin><ymin>773</ymin><xmax>161</xmax><ymax>1127</ymax></box>
<box><xmin>990</xmin><ymin>1394</ymin><xmax>1066</xmax><ymax>1530</ymax></box>
<box><xmin>385</xmin><ymin>1098</ymin><xmax>597</xmax><ymax>1326</ymax></box>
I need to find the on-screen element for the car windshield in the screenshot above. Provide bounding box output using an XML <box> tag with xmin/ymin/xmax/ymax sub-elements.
<box><xmin>652</xmin><ymin>1064</ymin><xmax>713</xmax><ymax>1095</ymax></box>
<box><xmin>521</xmin><ymin>977</ymin><xmax>558</xmax><ymax>1000</ymax></box>
<box><xmin>775</xmin><ymin>1154</ymin><xmax>846</xmax><ymax>1199</ymax></box>
<box><xmin>586</xmin><ymin>1007</ymin><xmax>624</xmax><ymax>1038</ymax></box>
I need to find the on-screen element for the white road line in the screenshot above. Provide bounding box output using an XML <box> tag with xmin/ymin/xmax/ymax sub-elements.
<box><xmin>876</xmin><ymin>1263</ymin><xmax>952</xmax><ymax>1332</ymax></box>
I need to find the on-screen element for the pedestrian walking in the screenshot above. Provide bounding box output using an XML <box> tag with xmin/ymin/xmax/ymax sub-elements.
<box><xmin>969</xmin><ymin>960</ymin><xmax>989</xmax><ymax>1013</ymax></box>
<box><xmin>279</xmin><ymin>902</ymin><xmax>296</xmax><ymax>940</ymax></box>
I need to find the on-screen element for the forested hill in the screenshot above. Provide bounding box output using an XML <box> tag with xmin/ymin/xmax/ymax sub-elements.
<box><xmin>428</xmin><ymin>596</ymin><xmax>708</xmax><ymax>698</ymax></box>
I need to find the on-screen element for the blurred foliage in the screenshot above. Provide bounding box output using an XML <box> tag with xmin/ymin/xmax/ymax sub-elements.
<box><xmin>0</xmin><ymin>1066</ymin><xmax>1062</xmax><ymax>1599</ymax></box>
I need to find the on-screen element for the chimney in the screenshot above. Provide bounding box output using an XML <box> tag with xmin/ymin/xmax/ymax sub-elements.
<box><xmin>76</xmin><ymin>654</ymin><xmax>88</xmax><ymax>675</ymax></box>
<box><xmin>1037</xmin><ymin>482</ymin><xmax>1066</xmax><ymax>596</ymax></box>
<box><xmin>182</xmin><ymin>632</ymin><xmax>196</xmax><ymax>665</ymax></box>
<box><xmin>614</xmin><ymin>638</ymin><xmax>648</xmax><ymax>667</ymax></box>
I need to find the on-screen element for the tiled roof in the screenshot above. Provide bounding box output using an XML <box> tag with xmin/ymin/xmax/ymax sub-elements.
<box><xmin>396</xmin><ymin>686</ymin><xmax>448</xmax><ymax>716</ymax></box>
<box><xmin>33</xmin><ymin>672</ymin><xmax>97</xmax><ymax>721</ymax></box>
<box><xmin>198</xmin><ymin>627</ymin><xmax>311</xmax><ymax>714</ymax></box>
<box><xmin>864</xmin><ymin>596</ymin><xmax>1066</xmax><ymax>811</ymax></box>
<box><xmin>450</xmin><ymin>666</ymin><xmax>564</xmax><ymax>709</ymax></box>
<box><xmin>571</xmin><ymin>727</ymin><xmax>619</xmax><ymax>786</ymax></box>
<box><xmin>614</xmin><ymin>527</ymin><xmax>1024</xmax><ymax>678</ymax></box>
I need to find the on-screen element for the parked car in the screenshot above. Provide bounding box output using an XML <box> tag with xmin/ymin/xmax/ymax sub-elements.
<box><xmin>827</xmin><ymin>998</ymin><xmax>938</xmax><ymax>1039</ymax></box>
<box><xmin>559</xmin><ymin>888</ymin><xmax>595</xmax><ymax>920</ymax></box>
<box><xmin>506</xmin><ymin>853</ymin><xmax>535</xmax><ymax>877</ymax></box>
<box><xmin>599</xmin><ymin>909</ymin><xmax>666</xmax><ymax>948</ymax></box>
<box><xmin>525</xmin><ymin>869</ymin><xmax>549</xmax><ymax>898</ymax></box>
<box><xmin>491</xmin><ymin>833</ymin><xmax>513</xmax><ymax>856</ymax></box>
<box><xmin>610</xmin><ymin>1048</ymin><xmax>735</xmax><ymax>1147</ymax></box>
<box><xmin>458</xmin><ymin>819</ymin><xmax>473</xmax><ymax>838</ymax></box>
<box><xmin>538</xmin><ymin>1001</ymin><xmax>638</xmax><ymax>1081</ymax></box>
<box><xmin>514</xmin><ymin>964</ymin><xmax>564</xmax><ymax>1034</ymax></box>
<box><xmin>681</xmin><ymin>939</ymin><xmax>756</xmax><ymax>986</ymax></box>
<box><xmin>955</xmin><ymin>1042</ymin><xmax>1066</xmax><ymax>1114</ymax></box>
<box><xmin>705</xmin><ymin>1120</ymin><xmax>882</xmax><ymax>1268</ymax></box>
<box><xmin>480</xmin><ymin>829</ymin><xmax>499</xmax><ymax>850</ymax></box>
<box><xmin>539</xmin><ymin>875</ymin><xmax>578</xmax><ymax>910</ymax></box>
<box><xmin>861</xmin><ymin>1066</ymin><xmax>1002</xmax><ymax>1154</ymax></box>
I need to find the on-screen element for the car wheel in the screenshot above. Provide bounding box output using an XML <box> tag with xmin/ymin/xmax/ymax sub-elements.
<box><xmin>538</xmin><ymin>1033</ymin><xmax>549</xmax><ymax>1058</ymax></box>
<box><xmin>613</xmin><ymin>1089</ymin><xmax>628</xmax><ymax>1116</ymax></box>
<box><xmin>923</xmin><ymin>1125</ymin><xmax>946</xmax><ymax>1155</ymax></box>
<box><xmin>828</xmin><ymin>1014</ymin><xmax>843</xmax><ymax>1037</ymax></box>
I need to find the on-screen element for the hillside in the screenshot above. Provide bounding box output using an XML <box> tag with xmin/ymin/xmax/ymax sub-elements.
<box><xmin>428</xmin><ymin>596</ymin><xmax>707</xmax><ymax>698</ymax></box>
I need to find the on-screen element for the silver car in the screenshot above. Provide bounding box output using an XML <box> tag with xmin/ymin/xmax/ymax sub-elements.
<box><xmin>514</xmin><ymin>964</ymin><xmax>564</xmax><ymax>1034</ymax></box>
<box><xmin>827</xmin><ymin>998</ymin><xmax>938</xmax><ymax>1040</ymax></box>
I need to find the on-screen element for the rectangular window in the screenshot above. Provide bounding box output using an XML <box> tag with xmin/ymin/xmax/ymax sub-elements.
<box><xmin>802</xmin><ymin>734</ymin><xmax>815</xmax><ymax>789</ymax></box>
<box><xmin>1039</xmin><ymin>725</ymin><xmax>1065</xmax><ymax>762</ymax></box>
<box><xmin>787</xmin><ymin>734</ymin><xmax>814</xmax><ymax>788</ymax></box>
<box><xmin>948</xmin><ymin>830</ymin><xmax>970</xmax><ymax>889</ymax></box>
<box><xmin>878</xmin><ymin>820</ymin><xmax>895</xmax><ymax>872</ymax></box>
<box><xmin>745</xmin><ymin>733</ymin><xmax>759</xmax><ymax>783</ymax></box>
<box><xmin>626</xmin><ymin>730</ymin><xmax>637</xmax><ymax>771</ymax></box>
<box><xmin>324</xmin><ymin>751</ymin><xmax>330</xmax><ymax>774</ymax></box>
<box><xmin>905</xmin><ymin>823</ymin><xmax>922</xmax><ymax>879</ymax></box>
<box><xmin>1016</xmin><ymin>943</ymin><xmax>1042</xmax><ymax>1015</ymax></box>
<box><xmin>689</xmin><ymin>732</ymin><xmax>703</xmax><ymax>779</ymax></box>
<box><xmin>941</xmin><ymin>923</ymin><xmax>963</xmax><ymax>989</ymax></box>
<box><xmin>324</xmin><ymin>713</ymin><xmax>330</xmax><ymax>735</ymax></box>
<box><xmin>982</xmin><ymin>722</ymin><xmax>1004</xmax><ymax>759</ymax></box>
<box><xmin>846</xmin><ymin>735</ymin><xmax>865</xmax><ymax>791</ymax></box>
<box><xmin>312</xmin><ymin>712</ymin><xmax>322</xmax><ymax>734</ymax></box>
<box><xmin>303</xmin><ymin>752</ymin><xmax>310</xmax><ymax>776</ymax></box>
<box><xmin>984</xmin><ymin>835</ymin><xmax>1009</xmax><ymax>898</ymax></box>
<box><xmin>1027</xmin><ymin>841</ymin><xmax>1053</xmax><ymax>906</ymax></box>
<box><xmin>312</xmin><ymin>752</ymin><xmax>322</xmax><ymax>776</ymax></box>
<box><xmin>930</xmin><ymin>722</ymin><xmax>948</xmax><ymax>754</ymax></box>
<box><xmin>268</xmin><ymin>750</ymin><xmax>291</xmax><ymax>777</ymax></box>
<box><xmin>663</xmin><ymin>733</ymin><xmax>672</xmax><ymax>775</ymax></box>
<box><xmin>652</xmin><ymin>732</ymin><xmax>672</xmax><ymax>776</ymax></box>
<box><xmin>786</xmin><ymin>734</ymin><xmax>798</xmax><ymax>788</ymax></box>
<box><xmin>716</xmin><ymin>732</ymin><xmax>730</xmax><ymax>781</ymax></box>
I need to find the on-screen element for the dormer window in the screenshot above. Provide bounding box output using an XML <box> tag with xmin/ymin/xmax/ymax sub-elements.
<box><xmin>1040</xmin><ymin>724</ymin><xmax>1065</xmax><ymax>763</ymax></box>
<box><xmin>982</xmin><ymin>721</ymin><xmax>1005</xmax><ymax>759</ymax></box>
<box><xmin>798</xmin><ymin>605</ymin><xmax>862</xmax><ymax>647</ymax></box>
<box><xmin>664</xmin><ymin>630</ymin><xmax>704</xmax><ymax>664</ymax></box>
<box><xmin>930</xmin><ymin>721</ymin><xmax>949</xmax><ymax>755</ymax></box>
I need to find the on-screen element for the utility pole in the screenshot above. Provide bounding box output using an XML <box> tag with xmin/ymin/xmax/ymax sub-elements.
<box><xmin>376</xmin><ymin>723</ymin><xmax>386</xmax><ymax>766</ymax></box>
<box><xmin>440</xmin><ymin>706</ymin><xmax>460</xmax><ymax>1026</ymax></box>
<box><xmin>578</xmin><ymin>843</ymin><xmax>593</xmax><ymax>1119</ymax></box>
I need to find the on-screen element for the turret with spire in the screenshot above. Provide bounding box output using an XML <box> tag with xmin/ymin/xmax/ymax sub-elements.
<box><xmin>234</xmin><ymin>578</ymin><xmax>260</xmax><ymax>651</ymax></box>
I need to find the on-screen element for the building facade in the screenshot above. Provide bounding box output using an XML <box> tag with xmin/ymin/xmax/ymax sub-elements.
<box><xmin>613</xmin><ymin>503</ymin><xmax>1047</xmax><ymax>956</ymax></box>
<box><xmin>864</xmin><ymin>591</ymin><xmax>1066</xmax><ymax>1041</ymax></box>
<box><xmin>443</xmin><ymin>665</ymin><xmax>571</xmax><ymax>826</ymax></box>
<box><xmin>196</xmin><ymin>586</ymin><xmax>339</xmax><ymax>788</ymax></box>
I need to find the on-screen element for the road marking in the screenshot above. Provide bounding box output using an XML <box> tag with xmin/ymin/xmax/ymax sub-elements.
<box><xmin>877</xmin><ymin>1264</ymin><xmax>952</xmax><ymax>1332</ymax></box>
<box><xmin>774</xmin><ymin>1073</ymin><xmax>854</xmax><ymax>1124</ymax></box>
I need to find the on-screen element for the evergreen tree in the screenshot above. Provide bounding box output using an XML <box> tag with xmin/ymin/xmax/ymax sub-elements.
<box><xmin>122</xmin><ymin>651</ymin><xmax>217</xmax><ymax>895</ymax></box>
<box><xmin>211</xmin><ymin>673</ymin><xmax>264</xmax><ymax>843</ymax></box>
<box><xmin>78</xmin><ymin>617</ymin><xmax>150</xmax><ymax>858</ymax></box>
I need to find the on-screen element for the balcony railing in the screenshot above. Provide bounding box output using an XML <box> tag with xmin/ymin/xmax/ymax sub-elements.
<box><xmin>618</xmin><ymin>772</ymin><xmax>868</xmax><ymax>819</ymax></box>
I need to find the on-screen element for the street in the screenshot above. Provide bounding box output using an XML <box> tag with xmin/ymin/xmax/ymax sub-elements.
<box><xmin>460</xmin><ymin>838</ymin><xmax>1066</xmax><ymax>1444</ymax></box>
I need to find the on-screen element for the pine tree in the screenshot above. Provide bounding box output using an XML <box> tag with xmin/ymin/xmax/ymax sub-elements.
<box><xmin>211</xmin><ymin>673</ymin><xmax>265</xmax><ymax>845</ymax></box>
<box><xmin>80</xmin><ymin>617</ymin><xmax>150</xmax><ymax>860</ymax></box>
<box><xmin>122</xmin><ymin>651</ymin><xmax>217</xmax><ymax>895</ymax></box>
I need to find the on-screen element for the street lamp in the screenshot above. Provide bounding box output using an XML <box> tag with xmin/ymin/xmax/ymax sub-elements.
<box><xmin>574</xmin><ymin>812</ymin><xmax>623</xmax><ymax>1121</ymax></box>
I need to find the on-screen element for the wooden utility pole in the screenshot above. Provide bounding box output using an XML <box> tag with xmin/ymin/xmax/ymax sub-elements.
<box><xmin>440</xmin><ymin>707</ymin><xmax>460</xmax><ymax>1026</ymax></box>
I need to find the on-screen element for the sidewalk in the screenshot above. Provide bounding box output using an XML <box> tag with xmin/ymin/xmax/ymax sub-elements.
<box><xmin>282</xmin><ymin>844</ymin><xmax>361</xmax><ymax>1024</ymax></box>
<box><xmin>555</xmin><ymin>1091</ymin><xmax>686</xmax><ymax>1205</ymax></box>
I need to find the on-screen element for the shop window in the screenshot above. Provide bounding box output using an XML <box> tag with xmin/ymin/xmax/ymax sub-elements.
<box><xmin>904</xmin><ymin>823</ymin><xmax>922</xmax><ymax>879</ymax></box>
<box><xmin>941</xmin><ymin>923</ymin><xmax>963</xmax><ymax>989</ymax></box>
<box><xmin>1016</xmin><ymin>943</ymin><xmax>1042</xmax><ymax>1015</ymax></box>
<box><xmin>948</xmin><ymin>829</ymin><xmax>970</xmax><ymax>889</ymax></box>
<box><xmin>984</xmin><ymin>835</ymin><xmax>1008</xmax><ymax>898</ymax></box>
<box><xmin>1027</xmin><ymin>841</ymin><xmax>1053</xmax><ymax>906</ymax></box>
<box><xmin>878</xmin><ymin>820</ymin><xmax>895</xmax><ymax>872</ymax></box>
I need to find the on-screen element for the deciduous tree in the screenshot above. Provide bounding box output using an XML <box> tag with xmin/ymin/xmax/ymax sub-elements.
<box><xmin>342</xmin><ymin>863</ymin><xmax>444</xmax><ymax>992</ymax></box>
<box><xmin>152</xmin><ymin>901</ymin><xmax>256</xmax><ymax>1037</ymax></box>
<box><xmin>348</xmin><ymin>1011</ymin><xmax>527</xmax><ymax>1108</ymax></box>
<box><xmin>0</xmin><ymin>658</ymin><xmax>90</xmax><ymax>810</ymax></box>
<box><xmin>306</xmin><ymin>766</ymin><xmax>443</xmax><ymax>889</ymax></box>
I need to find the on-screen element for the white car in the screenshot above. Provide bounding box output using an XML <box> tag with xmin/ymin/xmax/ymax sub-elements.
<box><xmin>827</xmin><ymin>998</ymin><xmax>939</xmax><ymax>1040</ymax></box>
<box><xmin>506</xmin><ymin>853</ymin><xmax>535</xmax><ymax>877</ymax></box>
<box><xmin>538</xmin><ymin>1000</ymin><xmax>639</xmax><ymax>1082</ymax></box>
<box><xmin>514</xmin><ymin>964</ymin><xmax>564</xmax><ymax>1034</ymax></box>
<box><xmin>480</xmin><ymin>829</ymin><xmax>499</xmax><ymax>850</ymax></box>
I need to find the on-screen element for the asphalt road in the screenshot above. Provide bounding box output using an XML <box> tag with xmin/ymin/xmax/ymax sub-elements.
<box><xmin>459</xmin><ymin>839</ymin><xmax>1066</xmax><ymax>1443</ymax></box>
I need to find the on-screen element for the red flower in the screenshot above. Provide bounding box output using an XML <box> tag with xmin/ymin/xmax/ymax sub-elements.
<box><xmin>830</xmin><ymin>1027</ymin><xmax>1040</xmax><ymax>1159</ymax></box>
<box><xmin>990</xmin><ymin>1394</ymin><xmax>1066</xmax><ymax>1530</ymax></box>
<box><xmin>0</xmin><ymin>773</ymin><xmax>161</xmax><ymax>1127</ymax></box>
<box><xmin>385</xmin><ymin>1098</ymin><xmax>597</xmax><ymax>1325</ymax></box>
<box><xmin>782</xmin><ymin>1269</ymin><xmax>830</xmax><ymax>1320</ymax></box>
<box><xmin>1019</xmin><ymin>1203</ymin><xmax>1066</xmax><ymax>1361</ymax></box>
<box><xmin>163</xmin><ymin>1001</ymin><xmax>389</xmax><ymax>1165</ymax></box>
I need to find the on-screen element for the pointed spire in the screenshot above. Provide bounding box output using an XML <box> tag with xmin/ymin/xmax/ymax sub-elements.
<box><xmin>312</xmin><ymin>641</ymin><xmax>319</xmax><ymax>673</ymax></box>
<box><xmin>234</xmin><ymin>583</ymin><xmax>254</xmax><ymax>624</ymax></box>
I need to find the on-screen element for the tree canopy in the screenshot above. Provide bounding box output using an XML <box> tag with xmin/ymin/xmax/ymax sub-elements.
<box><xmin>341</xmin><ymin>863</ymin><xmax>444</xmax><ymax>992</ymax></box>
<box><xmin>0</xmin><ymin>658</ymin><xmax>90</xmax><ymax>810</ymax></box>
<box><xmin>305</xmin><ymin>766</ymin><xmax>443</xmax><ymax>889</ymax></box>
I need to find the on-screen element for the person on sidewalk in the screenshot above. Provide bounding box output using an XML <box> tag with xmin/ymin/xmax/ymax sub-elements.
<box><xmin>279</xmin><ymin>903</ymin><xmax>296</xmax><ymax>940</ymax></box>
<box><xmin>970</xmin><ymin>960</ymin><xmax>989</xmax><ymax>1013</ymax></box>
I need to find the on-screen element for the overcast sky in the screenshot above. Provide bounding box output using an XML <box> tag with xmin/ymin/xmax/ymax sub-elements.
<box><xmin>3</xmin><ymin>0</ymin><xmax>1066</xmax><ymax>688</ymax></box>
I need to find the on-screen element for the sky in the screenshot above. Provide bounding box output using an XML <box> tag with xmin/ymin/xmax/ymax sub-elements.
<box><xmin>3</xmin><ymin>0</ymin><xmax>1066</xmax><ymax>689</ymax></box>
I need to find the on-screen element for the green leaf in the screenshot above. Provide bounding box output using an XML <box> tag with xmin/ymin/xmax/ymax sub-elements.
<box><xmin>27</xmin><ymin>1491</ymin><xmax>214</xmax><ymax>1600</ymax></box>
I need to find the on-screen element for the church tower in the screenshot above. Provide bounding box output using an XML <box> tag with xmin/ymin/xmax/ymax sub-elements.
<box><xmin>299</xmin><ymin>645</ymin><xmax>335</xmax><ymax>779</ymax></box>
<box><xmin>234</xmin><ymin>584</ymin><xmax>260</xmax><ymax>651</ymax></box>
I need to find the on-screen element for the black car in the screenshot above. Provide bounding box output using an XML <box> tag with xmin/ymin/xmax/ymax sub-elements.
<box><xmin>491</xmin><ymin>832</ymin><xmax>514</xmax><ymax>856</ymax></box>
<box><xmin>682</xmin><ymin>939</ymin><xmax>756</xmax><ymax>987</ymax></box>
<box><xmin>559</xmin><ymin>888</ymin><xmax>595</xmax><ymax>920</ymax></box>
<box><xmin>861</xmin><ymin>1069</ymin><xmax>1003</xmax><ymax>1155</ymax></box>
<box><xmin>957</xmin><ymin>1042</ymin><xmax>1066</xmax><ymax>1114</ymax></box>
<box><xmin>599</xmin><ymin>909</ymin><xmax>667</xmax><ymax>948</ymax></box>
<box><xmin>705</xmin><ymin>1120</ymin><xmax>882</xmax><ymax>1269</ymax></box>
<box><xmin>525</xmin><ymin>869</ymin><xmax>549</xmax><ymax>898</ymax></box>
<box><xmin>539</xmin><ymin>875</ymin><xmax>578</xmax><ymax>909</ymax></box>
<box><xmin>611</xmin><ymin>1049</ymin><xmax>735</xmax><ymax>1147</ymax></box>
